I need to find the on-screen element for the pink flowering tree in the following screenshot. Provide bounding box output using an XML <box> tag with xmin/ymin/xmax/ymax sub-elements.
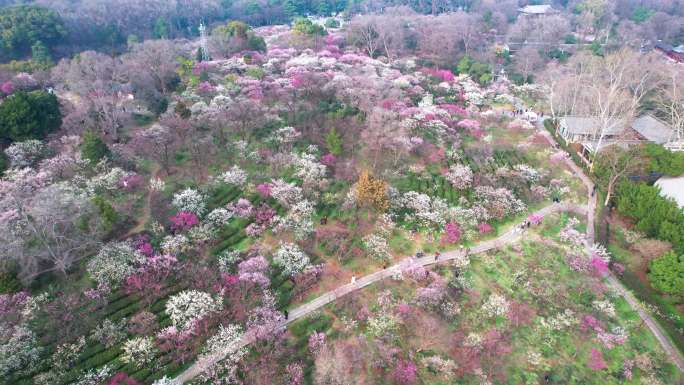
<box><xmin>197</xmin><ymin>81</ymin><xmax>216</xmax><ymax>95</ymax></box>
<box><xmin>121</xmin><ymin>174</ymin><xmax>144</xmax><ymax>191</ymax></box>
<box><xmin>256</xmin><ymin>183</ymin><xmax>272</xmax><ymax>198</ymax></box>
<box><xmin>227</xmin><ymin>198</ymin><xmax>254</xmax><ymax>218</ymax></box>
<box><xmin>246</xmin><ymin>295</ymin><xmax>285</xmax><ymax>342</ymax></box>
<box><xmin>124</xmin><ymin>254</ymin><xmax>178</xmax><ymax>305</ymax></box>
<box><xmin>393</xmin><ymin>359</ymin><xmax>418</xmax><ymax>385</ymax></box>
<box><xmin>286</xmin><ymin>363</ymin><xmax>304</xmax><ymax>385</ymax></box>
<box><xmin>237</xmin><ymin>256</ymin><xmax>270</xmax><ymax>289</ymax></box>
<box><xmin>308</xmin><ymin>331</ymin><xmax>326</xmax><ymax>355</ymax></box>
<box><xmin>170</xmin><ymin>211</ymin><xmax>199</xmax><ymax>232</ymax></box>
<box><xmin>478</xmin><ymin>222</ymin><xmax>493</xmax><ymax>234</ymax></box>
<box><xmin>527</xmin><ymin>214</ymin><xmax>543</xmax><ymax>225</ymax></box>
<box><xmin>1</xmin><ymin>81</ymin><xmax>14</xmax><ymax>96</ymax></box>
<box><xmin>588</xmin><ymin>348</ymin><xmax>608</xmax><ymax>371</ymax></box>
<box><xmin>441</xmin><ymin>221</ymin><xmax>462</xmax><ymax>244</ymax></box>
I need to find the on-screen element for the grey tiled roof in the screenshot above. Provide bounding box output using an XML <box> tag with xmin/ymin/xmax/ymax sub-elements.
<box><xmin>631</xmin><ymin>115</ymin><xmax>673</xmax><ymax>144</ymax></box>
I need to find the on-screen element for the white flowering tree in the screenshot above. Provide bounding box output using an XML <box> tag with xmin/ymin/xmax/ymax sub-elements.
<box><xmin>121</xmin><ymin>336</ymin><xmax>157</xmax><ymax>368</ymax></box>
<box><xmin>165</xmin><ymin>290</ymin><xmax>222</xmax><ymax>329</ymax></box>
<box><xmin>160</xmin><ymin>234</ymin><xmax>190</xmax><ymax>255</ymax></box>
<box><xmin>273</xmin><ymin>242</ymin><xmax>311</xmax><ymax>277</ymax></box>
<box><xmin>294</xmin><ymin>153</ymin><xmax>327</xmax><ymax>192</ymax></box>
<box><xmin>172</xmin><ymin>188</ymin><xmax>207</xmax><ymax>216</ymax></box>
<box><xmin>199</xmin><ymin>324</ymin><xmax>247</xmax><ymax>385</ymax></box>
<box><xmin>87</xmin><ymin>242</ymin><xmax>144</xmax><ymax>290</ymax></box>
<box><xmin>444</xmin><ymin>164</ymin><xmax>473</xmax><ymax>190</ymax></box>
<box><xmin>398</xmin><ymin>191</ymin><xmax>449</xmax><ymax>230</ymax></box>
<box><xmin>205</xmin><ymin>208</ymin><xmax>234</xmax><ymax>228</ymax></box>
<box><xmin>215</xmin><ymin>165</ymin><xmax>248</xmax><ymax>187</ymax></box>
<box><xmin>274</xmin><ymin>200</ymin><xmax>314</xmax><ymax>240</ymax></box>
<box><xmin>0</xmin><ymin>325</ymin><xmax>42</xmax><ymax>377</ymax></box>
<box><xmin>4</xmin><ymin>140</ymin><xmax>48</xmax><ymax>168</ymax></box>
<box><xmin>270</xmin><ymin>179</ymin><xmax>304</xmax><ymax>209</ymax></box>
<box><xmin>363</xmin><ymin>234</ymin><xmax>391</xmax><ymax>262</ymax></box>
<box><xmin>0</xmin><ymin>173</ymin><xmax>104</xmax><ymax>282</ymax></box>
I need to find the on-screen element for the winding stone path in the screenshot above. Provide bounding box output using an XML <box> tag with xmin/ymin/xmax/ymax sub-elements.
<box><xmin>174</xmin><ymin>128</ymin><xmax>684</xmax><ymax>383</ymax></box>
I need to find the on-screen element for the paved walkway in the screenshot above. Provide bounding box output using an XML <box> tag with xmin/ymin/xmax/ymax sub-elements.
<box><xmin>538</xmin><ymin>126</ymin><xmax>684</xmax><ymax>372</ymax></box>
<box><xmin>174</xmin><ymin>204</ymin><xmax>590</xmax><ymax>383</ymax></box>
<box><xmin>175</xmin><ymin>127</ymin><xmax>684</xmax><ymax>383</ymax></box>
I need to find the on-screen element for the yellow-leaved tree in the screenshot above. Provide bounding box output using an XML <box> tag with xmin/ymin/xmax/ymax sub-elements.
<box><xmin>356</xmin><ymin>170</ymin><xmax>389</xmax><ymax>211</ymax></box>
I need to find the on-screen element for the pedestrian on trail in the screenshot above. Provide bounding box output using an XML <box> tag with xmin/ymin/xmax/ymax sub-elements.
<box><xmin>351</xmin><ymin>276</ymin><xmax>356</xmax><ymax>284</ymax></box>
<box><xmin>526</xmin><ymin>221</ymin><xmax>531</xmax><ymax>228</ymax></box>
<box><xmin>435</xmin><ymin>252</ymin><xmax>440</xmax><ymax>261</ymax></box>
<box><xmin>284</xmin><ymin>310</ymin><xmax>289</xmax><ymax>320</ymax></box>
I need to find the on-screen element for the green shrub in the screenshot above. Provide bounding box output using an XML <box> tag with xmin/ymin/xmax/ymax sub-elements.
<box><xmin>92</xmin><ymin>195</ymin><xmax>119</xmax><ymax>233</ymax></box>
<box><xmin>324</xmin><ymin>18</ymin><xmax>339</xmax><ymax>28</ymax></box>
<box><xmin>648</xmin><ymin>251</ymin><xmax>684</xmax><ymax>296</ymax></box>
<box><xmin>616</xmin><ymin>181</ymin><xmax>684</xmax><ymax>254</ymax></box>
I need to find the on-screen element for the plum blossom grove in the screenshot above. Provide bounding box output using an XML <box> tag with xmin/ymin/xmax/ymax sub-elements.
<box><xmin>0</xmin><ymin>17</ymin><xmax>678</xmax><ymax>385</ymax></box>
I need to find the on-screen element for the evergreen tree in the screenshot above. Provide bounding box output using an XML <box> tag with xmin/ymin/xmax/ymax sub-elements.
<box><xmin>80</xmin><ymin>130</ymin><xmax>110</xmax><ymax>163</ymax></box>
<box><xmin>648</xmin><ymin>252</ymin><xmax>684</xmax><ymax>295</ymax></box>
<box><xmin>31</xmin><ymin>40</ymin><xmax>53</xmax><ymax>67</ymax></box>
<box><xmin>0</xmin><ymin>6</ymin><xmax>66</xmax><ymax>59</ymax></box>
<box><xmin>153</xmin><ymin>17</ymin><xmax>169</xmax><ymax>39</ymax></box>
<box><xmin>325</xmin><ymin>128</ymin><xmax>343</xmax><ymax>156</ymax></box>
<box><xmin>0</xmin><ymin>91</ymin><xmax>62</xmax><ymax>142</ymax></box>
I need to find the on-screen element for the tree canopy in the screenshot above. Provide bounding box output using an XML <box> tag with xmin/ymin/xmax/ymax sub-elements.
<box><xmin>0</xmin><ymin>6</ymin><xmax>66</xmax><ymax>60</ymax></box>
<box><xmin>0</xmin><ymin>90</ymin><xmax>62</xmax><ymax>142</ymax></box>
<box><xmin>643</xmin><ymin>143</ymin><xmax>684</xmax><ymax>176</ymax></box>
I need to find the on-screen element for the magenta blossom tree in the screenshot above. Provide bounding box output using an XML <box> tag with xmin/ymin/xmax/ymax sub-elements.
<box><xmin>1</xmin><ymin>81</ymin><xmax>13</xmax><ymax>96</ymax></box>
<box><xmin>170</xmin><ymin>211</ymin><xmax>199</xmax><ymax>232</ymax></box>
<box><xmin>393</xmin><ymin>359</ymin><xmax>418</xmax><ymax>385</ymax></box>
<box><xmin>591</xmin><ymin>257</ymin><xmax>609</xmax><ymax>276</ymax></box>
<box><xmin>441</xmin><ymin>221</ymin><xmax>462</xmax><ymax>244</ymax></box>
<box><xmin>320</xmin><ymin>153</ymin><xmax>337</xmax><ymax>166</ymax></box>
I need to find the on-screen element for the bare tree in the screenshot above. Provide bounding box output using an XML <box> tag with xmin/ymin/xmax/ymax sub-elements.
<box><xmin>347</xmin><ymin>15</ymin><xmax>380</xmax><ymax>58</ymax></box>
<box><xmin>513</xmin><ymin>46</ymin><xmax>545</xmax><ymax>81</ymax></box>
<box><xmin>0</xmin><ymin>175</ymin><xmax>103</xmax><ymax>282</ymax></box>
<box><xmin>656</xmin><ymin>67</ymin><xmax>684</xmax><ymax>147</ymax></box>
<box><xmin>584</xmin><ymin>50</ymin><xmax>663</xmax><ymax>169</ymax></box>
<box><xmin>545</xmin><ymin>49</ymin><xmax>663</xmax><ymax>169</ymax></box>
<box><xmin>122</xmin><ymin>40</ymin><xmax>181</xmax><ymax>95</ymax></box>
<box><xmin>133</xmin><ymin>124</ymin><xmax>178</xmax><ymax>174</ymax></box>
<box><xmin>594</xmin><ymin>144</ymin><xmax>646</xmax><ymax>206</ymax></box>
